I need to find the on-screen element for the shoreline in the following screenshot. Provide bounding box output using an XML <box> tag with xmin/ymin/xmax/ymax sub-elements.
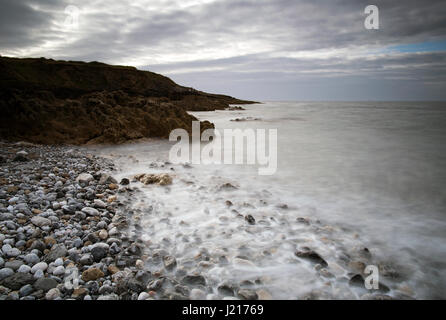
<box><xmin>88</xmin><ymin>139</ymin><xmax>419</xmax><ymax>300</ymax></box>
<box><xmin>0</xmin><ymin>140</ymin><xmax>419</xmax><ymax>300</ymax></box>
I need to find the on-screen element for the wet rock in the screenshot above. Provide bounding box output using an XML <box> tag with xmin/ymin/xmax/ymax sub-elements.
<box><xmin>135</xmin><ymin>270</ymin><xmax>151</xmax><ymax>286</ymax></box>
<box><xmin>175</xmin><ymin>284</ymin><xmax>190</xmax><ymax>296</ymax></box>
<box><xmin>109</xmin><ymin>183</ymin><xmax>119</xmax><ymax>190</ymax></box>
<box><xmin>245</xmin><ymin>215</ymin><xmax>255</xmax><ymax>225</ymax></box>
<box><xmin>219</xmin><ymin>183</ymin><xmax>238</xmax><ymax>190</ymax></box>
<box><xmin>134</xmin><ymin>173</ymin><xmax>173</xmax><ymax>186</ymax></box>
<box><xmin>319</xmin><ymin>268</ymin><xmax>334</xmax><ymax>278</ymax></box>
<box><xmin>378</xmin><ymin>264</ymin><xmax>400</xmax><ymax>279</ymax></box>
<box><xmin>182</xmin><ymin>274</ymin><xmax>206</xmax><ymax>286</ymax></box>
<box><xmin>135</xmin><ymin>259</ymin><xmax>144</xmax><ymax>269</ymax></box>
<box><xmin>359</xmin><ymin>247</ymin><xmax>372</xmax><ymax>259</ymax></box>
<box><xmin>147</xmin><ymin>278</ymin><xmax>164</xmax><ymax>291</ymax></box>
<box><xmin>233</xmin><ymin>258</ymin><xmax>256</xmax><ymax>268</ymax></box>
<box><xmin>120</xmin><ymin>178</ymin><xmax>130</xmax><ymax>185</ymax></box>
<box><xmin>349</xmin><ymin>261</ymin><xmax>367</xmax><ymax>274</ymax></box>
<box><xmin>237</xmin><ymin>289</ymin><xmax>258</xmax><ymax>300</ymax></box>
<box><xmin>296</xmin><ymin>217</ymin><xmax>310</xmax><ymax>225</ymax></box>
<box><xmin>349</xmin><ymin>274</ymin><xmax>365</xmax><ymax>287</ymax></box>
<box><xmin>218</xmin><ymin>284</ymin><xmax>235</xmax><ymax>296</ymax></box>
<box><xmin>163</xmin><ymin>255</ymin><xmax>177</xmax><ymax>270</ymax></box>
<box><xmin>256</xmin><ymin>289</ymin><xmax>273</xmax><ymax>300</ymax></box>
<box><xmin>295</xmin><ymin>249</ymin><xmax>328</xmax><ymax>267</ymax></box>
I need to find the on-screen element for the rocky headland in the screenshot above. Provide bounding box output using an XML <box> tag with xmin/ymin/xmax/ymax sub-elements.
<box><xmin>0</xmin><ymin>56</ymin><xmax>256</xmax><ymax>145</ymax></box>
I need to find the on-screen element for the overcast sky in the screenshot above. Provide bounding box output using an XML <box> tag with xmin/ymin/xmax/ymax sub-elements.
<box><xmin>1</xmin><ymin>0</ymin><xmax>446</xmax><ymax>100</ymax></box>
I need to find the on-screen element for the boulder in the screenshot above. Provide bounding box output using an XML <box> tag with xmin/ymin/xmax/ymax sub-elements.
<box><xmin>0</xmin><ymin>273</ymin><xmax>35</xmax><ymax>290</ymax></box>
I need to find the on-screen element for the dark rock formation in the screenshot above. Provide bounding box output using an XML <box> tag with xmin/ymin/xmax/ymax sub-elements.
<box><xmin>0</xmin><ymin>56</ymin><xmax>257</xmax><ymax>144</ymax></box>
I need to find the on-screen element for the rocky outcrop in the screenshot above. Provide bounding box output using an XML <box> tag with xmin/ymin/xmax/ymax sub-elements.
<box><xmin>0</xmin><ymin>56</ymin><xmax>257</xmax><ymax>145</ymax></box>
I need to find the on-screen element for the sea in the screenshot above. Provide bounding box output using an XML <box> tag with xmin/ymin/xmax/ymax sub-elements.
<box><xmin>90</xmin><ymin>101</ymin><xmax>446</xmax><ymax>299</ymax></box>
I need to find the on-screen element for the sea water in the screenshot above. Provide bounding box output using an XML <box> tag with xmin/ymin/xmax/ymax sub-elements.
<box><xmin>90</xmin><ymin>101</ymin><xmax>446</xmax><ymax>299</ymax></box>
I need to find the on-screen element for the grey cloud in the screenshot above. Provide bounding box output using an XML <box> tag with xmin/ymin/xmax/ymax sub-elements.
<box><xmin>0</xmin><ymin>0</ymin><xmax>54</xmax><ymax>48</ymax></box>
<box><xmin>1</xmin><ymin>0</ymin><xmax>446</xmax><ymax>100</ymax></box>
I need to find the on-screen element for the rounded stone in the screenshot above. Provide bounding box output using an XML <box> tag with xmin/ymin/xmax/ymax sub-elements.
<box><xmin>98</xmin><ymin>230</ymin><xmax>108</xmax><ymax>240</ymax></box>
<box><xmin>0</xmin><ymin>268</ymin><xmax>14</xmax><ymax>281</ymax></box>
<box><xmin>53</xmin><ymin>266</ymin><xmax>65</xmax><ymax>276</ymax></box>
<box><xmin>19</xmin><ymin>284</ymin><xmax>34</xmax><ymax>297</ymax></box>
<box><xmin>54</xmin><ymin>258</ymin><xmax>64</xmax><ymax>267</ymax></box>
<box><xmin>33</xmin><ymin>269</ymin><xmax>44</xmax><ymax>279</ymax></box>
<box><xmin>17</xmin><ymin>265</ymin><xmax>32</xmax><ymax>273</ymax></box>
<box><xmin>24</xmin><ymin>253</ymin><xmax>40</xmax><ymax>265</ymax></box>
<box><xmin>138</xmin><ymin>292</ymin><xmax>150</xmax><ymax>300</ymax></box>
<box><xmin>31</xmin><ymin>262</ymin><xmax>48</xmax><ymax>274</ymax></box>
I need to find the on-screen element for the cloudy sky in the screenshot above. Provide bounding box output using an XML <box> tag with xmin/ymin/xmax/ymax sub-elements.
<box><xmin>1</xmin><ymin>0</ymin><xmax>446</xmax><ymax>100</ymax></box>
